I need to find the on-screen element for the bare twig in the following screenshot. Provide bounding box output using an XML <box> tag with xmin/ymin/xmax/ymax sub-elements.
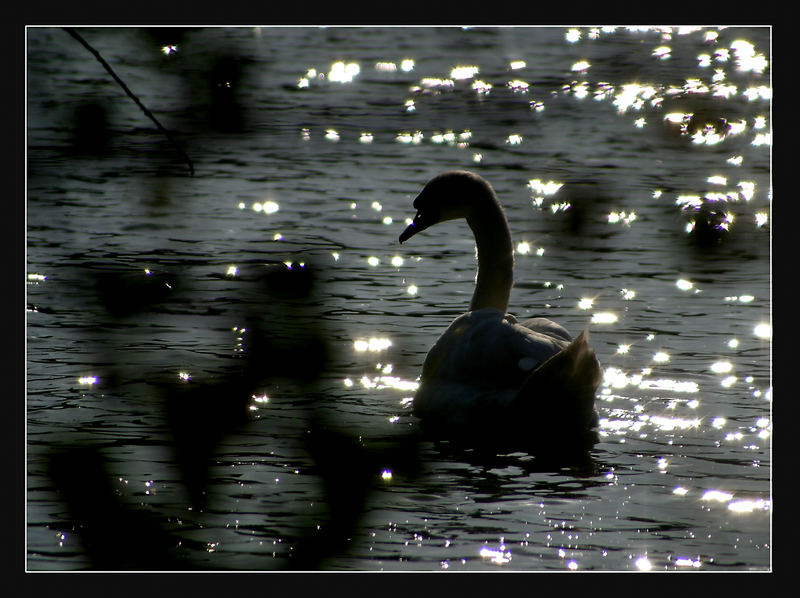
<box><xmin>64</xmin><ymin>27</ymin><xmax>195</xmax><ymax>176</ymax></box>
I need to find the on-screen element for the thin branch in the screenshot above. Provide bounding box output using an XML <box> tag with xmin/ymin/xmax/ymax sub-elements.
<box><xmin>64</xmin><ymin>27</ymin><xmax>195</xmax><ymax>176</ymax></box>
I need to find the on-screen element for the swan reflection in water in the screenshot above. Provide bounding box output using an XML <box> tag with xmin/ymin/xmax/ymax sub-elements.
<box><xmin>399</xmin><ymin>171</ymin><xmax>601</xmax><ymax>457</ymax></box>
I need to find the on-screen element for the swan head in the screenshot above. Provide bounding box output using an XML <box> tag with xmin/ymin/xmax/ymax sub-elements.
<box><xmin>399</xmin><ymin>170</ymin><xmax>494</xmax><ymax>243</ymax></box>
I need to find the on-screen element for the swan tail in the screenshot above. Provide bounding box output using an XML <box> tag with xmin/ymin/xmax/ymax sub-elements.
<box><xmin>512</xmin><ymin>329</ymin><xmax>601</xmax><ymax>431</ymax></box>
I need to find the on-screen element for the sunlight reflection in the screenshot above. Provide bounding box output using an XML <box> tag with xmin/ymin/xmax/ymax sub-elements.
<box><xmin>450</xmin><ymin>65</ymin><xmax>479</xmax><ymax>80</ymax></box>
<box><xmin>728</xmin><ymin>499</ymin><xmax>770</xmax><ymax>513</ymax></box>
<box><xmin>528</xmin><ymin>179</ymin><xmax>563</xmax><ymax>196</ymax></box>
<box><xmin>396</xmin><ymin>131</ymin><xmax>423</xmax><ymax>144</ymax></box>
<box><xmin>731</xmin><ymin>40</ymin><xmax>768</xmax><ymax>73</ymax></box>
<box><xmin>479</xmin><ymin>543</ymin><xmax>511</xmax><ymax>565</ymax></box>
<box><xmin>592</xmin><ymin>312</ymin><xmax>618</xmax><ymax>324</ymax></box>
<box><xmin>472</xmin><ymin>80</ymin><xmax>493</xmax><ymax>94</ymax></box>
<box><xmin>359</xmin><ymin>374</ymin><xmax>419</xmax><ymax>392</ymax></box>
<box><xmin>653</xmin><ymin>46</ymin><xmax>671</xmax><ymax>59</ymax></box>
<box><xmin>607</xmin><ymin>210</ymin><xmax>636</xmax><ymax>225</ymax></box>
<box><xmin>641</xmin><ymin>379</ymin><xmax>699</xmax><ymax>393</ymax></box>
<box><xmin>702</xmin><ymin>489</ymin><xmax>733</xmax><ymax>502</ymax></box>
<box><xmin>753</xmin><ymin>323</ymin><xmax>771</xmax><ymax>339</ymax></box>
<box><xmin>710</xmin><ymin>361</ymin><xmax>733</xmax><ymax>374</ymax></box>
<box><xmin>743</xmin><ymin>86</ymin><xmax>771</xmax><ymax>101</ymax></box>
<box><xmin>738</xmin><ymin>181</ymin><xmax>756</xmax><ymax>201</ymax></box>
<box><xmin>329</xmin><ymin>61</ymin><xmax>360</xmax><ymax>83</ymax></box>
<box><xmin>648</xmin><ymin>415</ymin><xmax>701</xmax><ymax>431</ymax></box>
<box><xmin>635</xmin><ymin>556</ymin><xmax>653</xmax><ymax>571</ymax></box>
<box><xmin>652</xmin><ymin>352</ymin><xmax>670</xmax><ymax>363</ymax></box>
<box><xmin>353</xmin><ymin>337</ymin><xmax>392</xmax><ymax>352</ymax></box>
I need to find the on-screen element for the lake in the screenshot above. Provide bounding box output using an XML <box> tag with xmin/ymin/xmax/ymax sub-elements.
<box><xmin>26</xmin><ymin>25</ymin><xmax>771</xmax><ymax>571</ymax></box>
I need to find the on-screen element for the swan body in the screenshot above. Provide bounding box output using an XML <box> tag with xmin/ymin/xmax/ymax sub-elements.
<box><xmin>400</xmin><ymin>171</ymin><xmax>601</xmax><ymax>449</ymax></box>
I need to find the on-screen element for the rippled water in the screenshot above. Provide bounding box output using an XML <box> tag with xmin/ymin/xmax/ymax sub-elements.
<box><xmin>27</xmin><ymin>26</ymin><xmax>771</xmax><ymax>571</ymax></box>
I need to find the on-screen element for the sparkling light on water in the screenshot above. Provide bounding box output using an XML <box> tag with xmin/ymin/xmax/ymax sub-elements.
<box><xmin>653</xmin><ymin>46</ymin><xmax>671</xmax><ymax>59</ymax></box>
<box><xmin>479</xmin><ymin>544</ymin><xmax>511</xmax><ymax>565</ymax></box>
<box><xmin>592</xmin><ymin>312</ymin><xmax>618</xmax><ymax>324</ymax></box>
<box><xmin>753</xmin><ymin>323</ymin><xmax>771</xmax><ymax>339</ymax></box>
<box><xmin>703</xmin><ymin>489</ymin><xmax>734</xmax><ymax>502</ymax></box>
<box><xmin>450</xmin><ymin>65</ymin><xmax>479</xmax><ymax>80</ymax></box>
<box><xmin>652</xmin><ymin>351</ymin><xmax>670</xmax><ymax>363</ymax></box>
<box><xmin>329</xmin><ymin>61</ymin><xmax>360</xmax><ymax>82</ymax></box>
<box><xmin>354</xmin><ymin>337</ymin><xmax>392</xmax><ymax>352</ymax></box>
<box><xmin>571</xmin><ymin>60</ymin><xmax>591</xmax><ymax>72</ymax></box>
<box><xmin>635</xmin><ymin>556</ymin><xmax>653</xmax><ymax>571</ymax></box>
<box><xmin>710</xmin><ymin>361</ymin><xmax>733</xmax><ymax>374</ymax></box>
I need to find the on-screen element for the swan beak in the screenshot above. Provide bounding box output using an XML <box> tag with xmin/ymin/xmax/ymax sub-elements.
<box><xmin>399</xmin><ymin>211</ymin><xmax>427</xmax><ymax>243</ymax></box>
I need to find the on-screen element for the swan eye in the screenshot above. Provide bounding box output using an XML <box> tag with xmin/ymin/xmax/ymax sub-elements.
<box><xmin>518</xmin><ymin>357</ymin><xmax>537</xmax><ymax>371</ymax></box>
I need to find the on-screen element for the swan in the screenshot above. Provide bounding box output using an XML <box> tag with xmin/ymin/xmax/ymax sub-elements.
<box><xmin>399</xmin><ymin>170</ymin><xmax>601</xmax><ymax>450</ymax></box>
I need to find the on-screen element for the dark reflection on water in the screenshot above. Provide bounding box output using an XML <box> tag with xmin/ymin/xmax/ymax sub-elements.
<box><xmin>27</xmin><ymin>26</ymin><xmax>770</xmax><ymax>571</ymax></box>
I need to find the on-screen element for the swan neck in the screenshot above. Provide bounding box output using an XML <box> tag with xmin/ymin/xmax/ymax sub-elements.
<box><xmin>467</xmin><ymin>198</ymin><xmax>514</xmax><ymax>313</ymax></box>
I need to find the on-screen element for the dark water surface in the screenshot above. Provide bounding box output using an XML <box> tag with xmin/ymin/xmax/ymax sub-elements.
<box><xmin>27</xmin><ymin>26</ymin><xmax>771</xmax><ymax>571</ymax></box>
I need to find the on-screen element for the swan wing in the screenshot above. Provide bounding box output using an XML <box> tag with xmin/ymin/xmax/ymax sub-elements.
<box><xmin>420</xmin><ymin>308</ymin><xmax>569</xmax><ymax>387</ymax></box>
<box><xmin>517</xmin><ymin>316</ymin><xmax>573</xmax><ymax>343</ymax></box>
